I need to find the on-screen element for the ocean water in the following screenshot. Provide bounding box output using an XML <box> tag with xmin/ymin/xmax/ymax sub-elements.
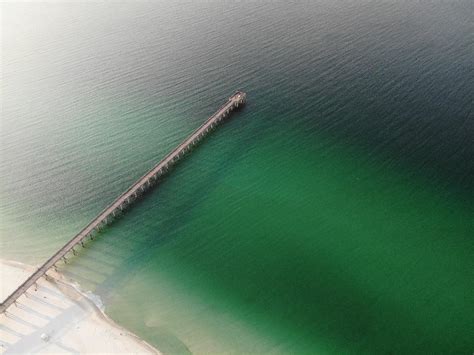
<box><xmin>1</xmin><ymin>1</ymin><xmax>473</xmax><ymax>354</ymax></box>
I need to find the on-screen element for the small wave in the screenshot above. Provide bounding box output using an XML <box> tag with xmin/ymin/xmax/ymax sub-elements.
<box><xmin>67</xmin><ymin>280</ymin><xmax>106</xmax><ymax>312</ymax></box>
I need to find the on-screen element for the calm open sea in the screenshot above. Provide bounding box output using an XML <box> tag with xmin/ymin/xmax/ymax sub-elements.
<box><xmin>1</xmin><ymin>1</ymin><xmax>473</xmax><ymax>353</ymax></box>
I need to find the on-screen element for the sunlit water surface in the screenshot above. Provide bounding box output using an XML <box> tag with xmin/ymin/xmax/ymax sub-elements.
<box><xmin>1</xmin><ymin>1</ymin><xmax>473</xmax><ymax>353</ymax></box>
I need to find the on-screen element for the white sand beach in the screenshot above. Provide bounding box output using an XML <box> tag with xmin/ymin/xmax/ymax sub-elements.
<box><xmin>0</xmin><ymin>260</ymin><xmax>159</xmax><ymax>354</ymax></box>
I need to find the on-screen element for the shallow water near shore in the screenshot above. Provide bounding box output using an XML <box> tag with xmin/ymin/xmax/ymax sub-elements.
<box><xmin>1</xmin><ymin>1</ymin><xmax>473</xmax><ymax>353</ymax></box>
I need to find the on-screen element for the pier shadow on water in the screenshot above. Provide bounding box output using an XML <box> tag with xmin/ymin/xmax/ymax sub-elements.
<box><xmin>52</xmin><ymin>105</ymin><xmax>262</xmax><ymax>352</ymax></box>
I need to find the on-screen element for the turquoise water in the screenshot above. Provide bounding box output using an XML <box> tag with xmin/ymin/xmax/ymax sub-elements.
<box><xmin>1</xmin><ymin>1</ymin><xmax>473</xmax><ymax>353</ymax></box>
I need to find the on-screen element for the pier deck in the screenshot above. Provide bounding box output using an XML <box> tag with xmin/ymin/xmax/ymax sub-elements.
<box><xmin>0</xmin><ymin>91</ymin><xmax>246</xmax><ymax>313</ymax></box>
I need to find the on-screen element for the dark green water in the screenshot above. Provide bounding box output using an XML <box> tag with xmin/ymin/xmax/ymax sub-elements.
<box><xmin>1</xmin><ymin>1</ymin><xmax>473</xmax><ymax>353</ymax></box>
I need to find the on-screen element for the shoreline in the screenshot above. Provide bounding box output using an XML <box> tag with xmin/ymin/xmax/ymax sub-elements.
<box><xmin>0</xmin><ymin>259</ymin><xmax>160</xmax><ymax>354</ymax></box>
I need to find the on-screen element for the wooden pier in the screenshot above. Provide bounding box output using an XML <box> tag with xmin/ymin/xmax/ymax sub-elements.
<box><xmin>0</xmin><ymin>91</ymin><xmax>246</xmax><ymax>314</ymax></box>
